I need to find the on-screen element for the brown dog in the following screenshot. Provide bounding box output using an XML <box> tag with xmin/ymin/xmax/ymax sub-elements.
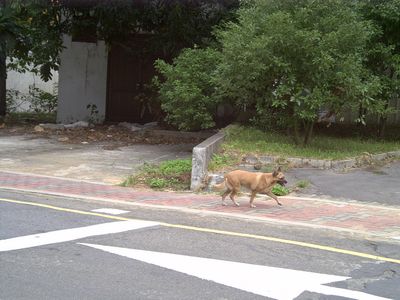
<box><xmin>215</xmin><ymin>167</ymin><xmax>287</xmax><ymax>208</ymax></box>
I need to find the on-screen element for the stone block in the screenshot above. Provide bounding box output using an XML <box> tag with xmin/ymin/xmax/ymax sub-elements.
<box><xmin>331</xmin><ymin>159</ymin><xmax>356</xmax><ymax>169</ymax></box>
<box><xmin>287</xmin><ymin>157</ymin><xmax>303</xmax><ymax>167</ymax></box>
<box><xmin>190</xmin><ymin>131</ymin><xmax>225</xmax><ymax>191</ymax></box>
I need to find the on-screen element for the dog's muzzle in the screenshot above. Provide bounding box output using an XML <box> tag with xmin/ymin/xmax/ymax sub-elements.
<box><xmin>277</xmin><ymin>178</ymin><xmax>287</xmax><ymax>186</ymax></box>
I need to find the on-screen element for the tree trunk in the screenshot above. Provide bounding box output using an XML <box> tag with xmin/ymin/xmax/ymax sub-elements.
<box><xmin>378</xmin><ymin>116</ymin><xmax>386</xmax><ymax>139</ymax></box>
<box><xmin>303</xmin><ymin>121</ymin><xmax>314</xmax><ymax>145</ymax></box>
<box><xmin>293</xmin><ymin>118</ymin><xmax>301</xmax><ymax>145</ymax></box>
<box><xmin>0</xmin><ymin>0</ymin><xmax>6</xmax><ymax>119</ymax></box>
<box><xmin>0</xmin><ymin>53</ymin><xmax>6</xmax><ymax>119</ymax></box>
<box><xmin>378</xmin><ymin>100</ymin><xmax>389</xmax><ymax>139</ymax></box>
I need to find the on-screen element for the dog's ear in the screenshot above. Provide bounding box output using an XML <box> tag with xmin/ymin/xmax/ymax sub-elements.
<box><xmin>272</xmin><ymin>166</ymin><xmax>281</xmax><ymax>177</ymax></box>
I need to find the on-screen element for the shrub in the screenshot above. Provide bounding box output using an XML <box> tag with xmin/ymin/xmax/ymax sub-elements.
<box><xmin>154</xmin><ymin>47</ymin><xmax>222</xmax><ymax>131</ymax></box>
<box><xmin>214</xmin><ymin>0</ymin><xmax>378</xmax><ymax>144</ymax></box>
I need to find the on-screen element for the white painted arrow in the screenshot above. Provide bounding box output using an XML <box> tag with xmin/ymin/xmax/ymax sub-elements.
<box><xmin>79</xmin><ymin>243</ymin><xmax>391</xmax><ymax>300</ymax></box>
<box><xmin>0</xmin><ymin>221</ymin><xmax>158</xmax><ymax>252</ymax></box>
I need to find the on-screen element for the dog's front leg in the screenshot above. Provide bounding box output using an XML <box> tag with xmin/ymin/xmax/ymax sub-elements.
<box><xmin>230</xmin><ymin>190</ymin><xmax>240</xmax><ymax>206</ymax></box>
<box><xmin>266</xmin><ymin>190</ymin><xmax>282</xmax><ymax>206</ymax></box>
<box><xmin>249</xmin><ymin>191</ymin><xmax>257</xmax><ymax>208</ymax></box>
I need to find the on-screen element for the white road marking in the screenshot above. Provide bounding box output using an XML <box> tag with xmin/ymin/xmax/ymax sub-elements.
<box><xmin>80</xmin><ymin>243</ymin><xmax>390</xmax><ymax>300</ymax></box>
<box><xmin>91</xmin><ymin>208</ymin><xmax>130</xmax><ymax>215</ymax></box>
<box><xmin>0</xmin><ymin>220</ymin><xmax>158</xmax><ymax>252</ymax></box>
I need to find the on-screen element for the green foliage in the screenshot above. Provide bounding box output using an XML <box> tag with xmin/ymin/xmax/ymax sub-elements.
<box><xmin>28</xmin><ymin>86</ymin><xmax>57</xmax><ymax>113</ymax></box>
<box><xmin>154</xmin><ymin>47</ymin><xmax>222</xmax><ymax>131</ymax></box>
<box><xmin>214</xmin><ymin>0</ymin><xmax>378</xmax><ymax>143</ymax></box>
<box><xmin>86</xmin><ymin>103</ymin><xmax>100</xmax><ymax>125</ymax></box>
<box><xmin>272</xmin><ymin>184</ymin><xmax>290</xmax><ymax>196</ymax></box>
<box><xmin>2</xmin><ymin>2</ymin><xmax>67</xmax><ymax>81</ymax></box>
<box><xmin>360</xmin><ymin>0</ymin><xmax>400</xmax><ymax>136</ymax></box>
<box><xmin>5</xmin><ymin>112</ymin><xmax>56</xmax><ymax>124</ymax></box>
<box><xmin>123</xmin><ymin>159</ymin><xmax>192</xmax><ymax>190</ymax></box>
<box><xmin>149</xmin><ymin>178</ymin><xmax>169</xmax><ymax>189</ymax></box>
<box><xmin>6</xmin><ymin>85</ymin><xmax>57</xmax><ymax>113</ymax></box>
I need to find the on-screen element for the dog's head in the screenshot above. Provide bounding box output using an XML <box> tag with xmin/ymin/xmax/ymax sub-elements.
<box><xmin>272</xmin><ymin>167</ymin><xmax>287</xmax><ymax>186</ymax></box>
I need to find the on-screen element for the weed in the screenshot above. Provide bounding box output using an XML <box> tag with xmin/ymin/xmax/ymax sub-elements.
<box><xmin>296</xmin><ymin>180</ymin><xmax>310</xmax><ymax>189</ymax></box>
<box><xmin>5</xmin><ymin>112</ymin><xmax>56</xmax><ymax>124</ymax></box>
<box><xmin>119</xmin><ymin>175</ymin><xmax>137</xmax><ymax>187</ymax></box>
<box><xmin>122</xmin><ymin>159</ymin><xmax>192</xmax><ymax>190</ymax></box>
<box><xmin>149</xmin><ymin>178</ymin><xmax>168</xmax><ymax>189</ymax></box>
<box><xmin>208</xmin><ymin>153</ymin><xmax>239</xmax><ymax>171</ymax></box>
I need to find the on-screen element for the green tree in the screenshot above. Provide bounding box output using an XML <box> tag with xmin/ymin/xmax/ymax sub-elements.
<box><xmin>361</xmin><ymin>0</ymin><xmax>400</xmax><ymax>138</ymax></box>
<box><xmin>0</xmin><ymin>0</ymin><xmax>66</xmax><ymax>118</ymax></box>
<box><xmin>214</xmin><ymin>0</ymin><xmax>378</xmax><ymax>144</ymax></box>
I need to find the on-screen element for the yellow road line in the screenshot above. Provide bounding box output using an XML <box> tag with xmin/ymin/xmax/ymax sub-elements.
<box><xmin>2</xmin><ymin>197</ymin><xmax>400</xmax><ymax>265</ymax></box>
<box><xmin>0</xmin><ymin>198</ymin><xmax>131</xmax><ymax>221</ymax></box>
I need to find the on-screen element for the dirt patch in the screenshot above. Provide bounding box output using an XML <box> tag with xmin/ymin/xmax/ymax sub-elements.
<box><xmin>0</xmin><ymin>124</ymin><xmax>206</xmax><ymax>150</ymax></box>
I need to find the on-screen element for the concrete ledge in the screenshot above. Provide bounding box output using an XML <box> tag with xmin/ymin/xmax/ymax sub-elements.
<box><xmin>145</xmin><ymin>129</ymin><xmax>214</xmax><ymax>141</ymax></box>
<box><xmin>243</xmin><ymin>150</ymin><xmax>400</xmax><ymax>170</ymax></box>
<box><xmin>190</xmin><ymin>131</ymin><xmax>225</xmax><ymax>191</ymax></box>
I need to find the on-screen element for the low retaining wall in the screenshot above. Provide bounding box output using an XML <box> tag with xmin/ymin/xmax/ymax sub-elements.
<box><xmin>190</xmin><ymin>131</ymin><xmax>225</xmax><ymax>191</ymax></box>
<box><xmin>242</xmin><ymin>150</ymin><xmax>400</xmax><ymax>170</ymax></box>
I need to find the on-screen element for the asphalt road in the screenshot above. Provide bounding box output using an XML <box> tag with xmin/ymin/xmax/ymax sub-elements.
<box><xmin>287</xmin><ymin>161</ymin><xmax>400</xmax><ymax>206</ymax></box>
<box><xmin>1</xmin><ymin>190</ymin><xmax>399</xmax><ymax>300</ymax></box>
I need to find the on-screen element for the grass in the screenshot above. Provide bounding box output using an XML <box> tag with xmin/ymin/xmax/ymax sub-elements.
<box><xmin>3</xmin><ymin>112</ymin><xmax>56</xmax><ymax>124</ymax></box>
<box><xmin>121</xmin><ymin>159</ymin><xmax>192</xmax><ymax>190</ymax></box>
<box><xmin>295</xmin><ymin>180</ymin><xmax>310</xmax><ymax>189</ymax></box>
<box><xmin>222</xmin><ymin>125</ymin><xmax>400</xmax><ymax>161</ymax></box>
<box><xmin>208</xmin><ymin>153</ymin><xmax>240</xmax><ymax>171</ymax></box>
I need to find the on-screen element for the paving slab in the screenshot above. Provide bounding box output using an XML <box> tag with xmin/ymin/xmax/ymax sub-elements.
<box><xmin>0</xmin><ymin>135</ymin><xmax>194</xmax><ymax>184</ymax></box>
<box><xmin>1</xmin><ymin>171</ymin><xmax>400</xmax><ymax>241</ymax></box>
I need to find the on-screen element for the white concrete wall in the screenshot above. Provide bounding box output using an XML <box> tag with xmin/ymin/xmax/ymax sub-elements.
<box><xmin>57</xmin><ymin>35</ymin><xmax>108</xmax><ymax>124</ymax></box>
<box><xmin>6</xmin><ymin>63</ymin><xmax>58</xmax><ymax>112</ymax></box>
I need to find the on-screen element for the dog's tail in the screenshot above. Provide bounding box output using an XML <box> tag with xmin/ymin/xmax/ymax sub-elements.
<box><xmin>212</xmin><ymin>179</ymin><xmax>226</xmax><ymax>192</ymax></box>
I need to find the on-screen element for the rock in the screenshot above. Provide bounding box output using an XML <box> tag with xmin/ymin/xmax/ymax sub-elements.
<box><xmin>243</xmin><ymin>154</ymin><xmax>259</xmax><ymax>164</ymax></box>
<box><xmin>34</xmin><ymin>125</ymin><xmax>44</xmax><ymax>132</ymax></box>
<box><xmin>119</xmin><ymin>122</ymin><xmax>143</xmax><ymax>132</ymax></box>
<box><xmin>64</xmin><ymin>121</ymin><xmax>89</xmax><ymax>129</ymax></box>
<box><xmin>39</xmin><ymin>123</ymin><xmax>65</xmax><ymax>130</ymax></box>
<box><xmin>81</xmin><ymin>141</ymin><xmax>89</xmax><ymax>144</ymax></box>
<box><xmin>253</xmin><ymin>163</ymin><xmax>262</xmax><ymax>170</ymax></box>
<box><xmin>58</xmin><ymin>137</ymin><xmax>69</xmax><ymax>142</ymax></box>
<box><xmin>143</xmin><ymin>121</ymin><xmax>158</xmax><ymax>128</ymax></box>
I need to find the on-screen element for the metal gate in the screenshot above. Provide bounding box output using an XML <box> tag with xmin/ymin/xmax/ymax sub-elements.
<box><xmin>106</xmin><ymin>36</ymin><xmax>159</xmax><ymax>123</ymax></box>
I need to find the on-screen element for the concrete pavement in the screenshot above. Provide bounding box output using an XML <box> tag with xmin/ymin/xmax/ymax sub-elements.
<box><xmin>0</xmin><ymin>135</ymin><xmax>194</xmax><ymax>184</ymax></box>
<box><xmin>1</xmin><ymin>170</ymin><xmax>400</xmax><ymax>241</ymax></box>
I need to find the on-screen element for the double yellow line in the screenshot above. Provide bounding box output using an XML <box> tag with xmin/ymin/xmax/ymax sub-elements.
<box><xmin>1</xmin><ymin>197</ymin><xmax>400</xmax><ymax>265</ymax></box>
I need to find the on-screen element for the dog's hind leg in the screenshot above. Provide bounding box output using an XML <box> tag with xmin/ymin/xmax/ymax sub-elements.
<box><xmin>266</xmin><ymin>191</ymin><xmax>282</xmax><ymax>206</ymax></box>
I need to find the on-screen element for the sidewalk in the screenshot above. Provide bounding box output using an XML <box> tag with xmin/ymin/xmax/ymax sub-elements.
<box><xmin>1</xmin><ymin>170</ymin><xmax>400</xmax><ymax>241</ymax></box>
